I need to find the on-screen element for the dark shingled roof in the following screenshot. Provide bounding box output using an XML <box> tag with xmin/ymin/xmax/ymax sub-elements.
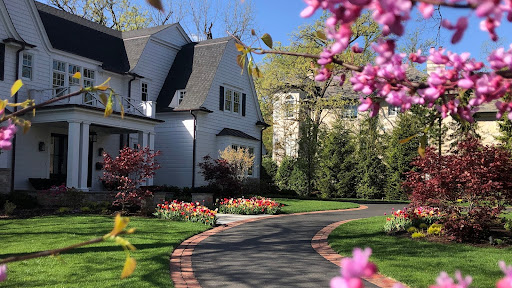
<box><xmin>216</xmin><ymin>128</ymin><xmax>259</xmax><ymax>141</ymax></box>
<box><xmin>156</xmin><ymin>37</ymin><xmax>231</xmax><ymax>112</ymax></box>
<box><xmin>35</xmin><ymin>2</ymin><xmax>178</xmax><ymax>74</ymax></box>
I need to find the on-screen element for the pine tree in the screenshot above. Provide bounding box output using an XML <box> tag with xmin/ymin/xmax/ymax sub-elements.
<box><xmin>317</xmin><ymin>120</ymin><xmax>357</xmax><ymax>198</ymax></box>
<box><xmin>384</xmin><ymin>113</ymin><xmax>423</xmax><ymax>200</ymax></box>
<box><xmin>355</xmin><ymin>115</ymin><xmax>386</xmax><ymax>199</ymax></box>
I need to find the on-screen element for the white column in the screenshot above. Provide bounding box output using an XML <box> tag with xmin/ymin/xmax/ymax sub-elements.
<box><xmin>146</xmin><ymin>132</ymin><xmax>156</xmax><ymax>186</ymax></box>
<box><xmin>138</xmin><ymin>131</ymin><xmax>148</xmax><ymax>148</ymax></box>
<box><xmin>67</xmin><ymin>121</ymin><xmax>81</xmax><ymax>188</ymax></box>
<box><xmin>79</xmin><ymin>122</ymin><xmax>90</xmax><ymax>191</ymax></box>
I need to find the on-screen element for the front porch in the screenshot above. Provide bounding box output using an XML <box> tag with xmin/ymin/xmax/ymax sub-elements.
<box><xmin>14</xmin><ymin>106</ymin><xmax>161</xmax><ymax>191</ymax></box>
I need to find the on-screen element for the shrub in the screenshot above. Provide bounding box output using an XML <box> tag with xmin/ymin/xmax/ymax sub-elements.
<box><xmin>218</xmin><ymin>197</ymin><xmax>281</xmax><ymax>215</ymax></box>
<box><xmin>404</xmin><ymin>137</ymin><xmax>512</xmax><ymax>242</ymax></box>
<box><xmin>289</xmin><ymin>166</ymin><xmax>308</xmax><ymax>196</ymax></box>
<box><xmin>505</xmin><ymin>219</ymin><xmax>512</xmax><ymax>231</ymax></box>
<box><xmin>275</xmin><ymin>156</ymin><xmax>295</xmax><ymax>190</ymax></box>
<box><xmin>427</xmin><ymin>224</ymin><xmax>443</xmax><ymax>235</ymax></box>
<box><xmin>419</xmin><ymin>223</ymin><xmax>428</xmax><ymax>230</ymax></box>
<box><xmin>261</xmin><ymin>156</ymin><xmax>278</xmax><ymax>181</ymax></box>
<box><xmin>198</xmin><ymin>155</ymin><xmax>241</xmax><ymax>195</ymax></box>
<box><xmin>38</xmin><ymin>185</ymin><xmax>85</xmax><ymax>208</ymax></box>
<box><xmin>7</xmin><ymin>191</ymin><xmax>38</xmax><ymax>209</ymax></box>
<box><xmin>407</xmin><ymin>226</ymin><xmax>418</xmax><ymax>233</ymax></box>
<box><xmin>154</xmin><ymin>200</ymin><xmax>217</xmax><ymax>226</ymax></box>
<box><xmin>57</xmin><ymin>207</ymin><xmax>71</xmax><ymax>214</ymax></box>
<box><xmin>411</xmin><ymin>232</ymin><xmax>426</xmax><ymax>239</ymax></box>
<box><xmin>3</xmin><ymin>200</ymin><xmax>16</xmax><ymax>216</ymax></box>
<box><xmin>102</xmin><ymin>145</ymin><xmax>160</xmax><ymax>211</ymax></box>
<box><xmin>28</xmin><ymin>178</ymin><xmax>64</xmax><ymax>190</ymax></box>
<box><xmin>80</xmin><ymin>206</ymin><xmax>91</xmax><ymax>213</ymax></box>
<box><xmin>219</xmin><ymin>146</ymin><xmax>254</xmax><ymax>182</ymax></box>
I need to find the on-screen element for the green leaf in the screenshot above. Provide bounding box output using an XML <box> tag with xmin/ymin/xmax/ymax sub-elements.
<box><xmin>418</xmin><ymin>134</ymin><xmax>427</xmax><ymax>158</ymax></box>
<box><xmin>235</xmin><ymin>43</ymin><xmax>245</xmax><ymax>52</ymax></box>
<box><xmin>399</xmin><ymin>134</ymin><xmax>418</xmax><ymax>144</ymax></box>
<box><xmin>236</xmin><ymin>54</ymin><xmax>245</xmax><ymax>70</ymax></box>
<box><xmin>261</xmin><ymin>33</ymin><xmax>273</xmax><ymax>49</ymax></box>
<box><xmin>315</xmin><ymin>31</ymin><xmax>327</xmax><ymax>41</ymax></box>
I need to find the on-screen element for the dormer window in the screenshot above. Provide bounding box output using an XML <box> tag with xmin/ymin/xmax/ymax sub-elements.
<box><xmin>141</xmin><ymin>82</ymin><xmax>148</xmax><ymax>101</ymax></box>
<box><xmin>388</xmin><ymin>105</ymin><xmax>399</xmax><ymax>116</ymax></box>
<box><xmin>177</xmin><ymin>90</ymin><xmax>186</xmax><ymax>104</ymax></box>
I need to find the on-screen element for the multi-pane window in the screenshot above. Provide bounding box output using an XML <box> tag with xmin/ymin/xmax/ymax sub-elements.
<box><xmin>83</xmin><ymin>68</ymin><xmax>95</xmax><ymax>87</ymax></box>
<box><xmin>178</xmin><ymin>90</ymin><xmax>185</xmax><ymax>104</ymax></box>
<box><xmin>342</xmin><ymin>104</ymin><xmax>358</xmax><ymax>119</ymax></box>
<box><xmin>68</xmin><ymin>64</ymin><xmax>81</xmax><ymax>85</ymax></box>
<box><xmin>285</xmin><ymin>95</ymin><xmax>295</xmax><ymax>118</ymax></box>
<box><xmin>388</xmin><ymin>105</ymin><xmax>399</xmax><ymax>116</ymax></box>
<box><xmin>233</xmin><ymin>91</ymin><xmax>240</xmax><ymax>113</ymax></box>
<box><xmin>248</xmin><ymin>147</ymin><xmax>254</xmax><ymax>176</ymax></box>
<box><xmin>224</xmin><ymin>89</ymin><xmax>241</xmax><ymax>113</ymax></box>
<box><xmin>22</xmin><ymin>53</ymin><xmax>33</xmax><ymax>80</ymax></box>
<box><xmin>52</xmin><ymin>60</ymin><xmax>66</xmax><ymax>96</ymax></box>
<box><xmin>225</xmin><ymin>89</ymin><xmax>233</xmax><ymax>112</ymax></box>
<box><xmin>141</xmin><ymin>82</ymin><xmax>148</xmax><ymax>101</ymax></box>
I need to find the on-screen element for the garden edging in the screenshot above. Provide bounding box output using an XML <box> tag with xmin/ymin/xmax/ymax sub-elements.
<box><xmin>170</xmin><ymin>205</ymin><xmax>368</xmax><ymax>288</ymax></box>
<box><xmin>312</xmin><ymin>219</ymin><xmax>405</xmax><ymax>288</ymax></box>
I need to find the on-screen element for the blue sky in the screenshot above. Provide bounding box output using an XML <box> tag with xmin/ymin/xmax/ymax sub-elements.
<box><xmin>142</xmin><ymin>1</ymin><xmax>512</xmax><ymax>66</ymax></box>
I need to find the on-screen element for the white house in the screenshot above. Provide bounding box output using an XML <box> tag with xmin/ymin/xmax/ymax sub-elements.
<box><xmin>0</xmin><ymin>0</ymin><xmax>266</xmax><ymax>192</ymax></box>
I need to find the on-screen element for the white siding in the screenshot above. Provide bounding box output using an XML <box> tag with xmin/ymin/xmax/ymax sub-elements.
<box><xmin>194</xmin><ymin>40</ymin><xmax>263</xmax><ymax>186</ymax></box>
<box><xmin>131</xmin><ymin>40</ymin><xmax>179</xmax><ymax>103</ymax></box>
<box><xmin>154</xmin><ymin>112</ymin><xmax>194</xmax><ymax>187</ymax></box>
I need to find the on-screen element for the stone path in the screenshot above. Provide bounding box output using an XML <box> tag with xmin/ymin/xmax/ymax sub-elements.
<box><xmin>173</xmin><ymin>204</ymin><xmax>401</xmax><ymax>288</ymax></box>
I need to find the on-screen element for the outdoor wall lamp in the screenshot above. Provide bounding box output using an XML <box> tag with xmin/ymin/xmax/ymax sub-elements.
<box><xmin>38</xmin><ymin>141</ymin><xmax>46</xmax><ymax>152</ymax></box>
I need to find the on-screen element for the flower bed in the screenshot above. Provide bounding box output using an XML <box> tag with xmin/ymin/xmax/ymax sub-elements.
<box><xmin>154</xmin><ymin>200</ymin><xmax>217</xmax><ymax>226</ymax></box>
<box><xmin>218</xmin><ymin>197</ymin><xmax>281</xmax><ymax>215</ymax></box>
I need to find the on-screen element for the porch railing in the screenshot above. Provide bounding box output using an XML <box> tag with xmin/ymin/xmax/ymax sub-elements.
<box><xmin>27</xmin><ymin>86</ymin><xmax>155</xmax><ymax>118</ymax></box>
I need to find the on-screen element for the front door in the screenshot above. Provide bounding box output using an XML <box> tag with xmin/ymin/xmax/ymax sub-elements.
<box><xmin>50</xmin><ymin>134</ymin><xmax>68</xmax><ymax>185</ymax></box>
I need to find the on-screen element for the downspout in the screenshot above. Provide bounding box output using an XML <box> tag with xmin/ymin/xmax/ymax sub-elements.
<box><xmin>259</xmin><ymin>126</ymin><xmax>268</xmax><ymax>180</ymax></box>
<box><xmin>10</xmin><ymin>43</ymin><xmax>27</xmax><ymax>193</ymax></box>
<box><xmin>190</xmin><ymin>110</ymin><xmax>197</xmax><ymax>188</ymax></box>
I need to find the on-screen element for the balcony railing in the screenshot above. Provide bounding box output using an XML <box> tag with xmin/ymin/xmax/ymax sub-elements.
<box><xmin>27</xmin><ymin>86</ymin><xmax>155</xmax><ymax>118</ymax></box>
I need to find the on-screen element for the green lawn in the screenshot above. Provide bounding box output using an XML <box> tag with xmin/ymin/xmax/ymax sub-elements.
<box><xmin>328</xmin><ymin>216</ymin><xmax>512</xmax><ymax>288</ymax></box>
<box><xmin>273</xmin><ymin>198</ymin><xmax>359</xmax><ymax>214</ymax></box>
<box><xmin>0</xmin><ymin>215</ymin><xmax>210</xmax><ymax>287</ymax></box>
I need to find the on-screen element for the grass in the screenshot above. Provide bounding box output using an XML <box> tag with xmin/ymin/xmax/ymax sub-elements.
<box><xmin>0</xmin><ymin>215</ymin><xmax>210</xmax><ymax>287</ymax></box>
<box><xmin>273</xmin><ymin>198</ymin><xmax>359</xmax><ymax>214</ymax></box>
<box><xmin>328</xmin><ymin>216</ymin><xmax>512</xmax><ymax>288</ymax></box>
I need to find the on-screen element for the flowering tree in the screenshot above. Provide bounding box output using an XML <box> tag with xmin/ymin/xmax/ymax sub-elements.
<box><xmin>219</xmin><ymin>146</ymin><xmax>254</xmax><ymax>182</ymax></box>
<box><xmin>102</xmin><ymin>145</ymin><xmax>160</xmax><ymax>211</ymax></box>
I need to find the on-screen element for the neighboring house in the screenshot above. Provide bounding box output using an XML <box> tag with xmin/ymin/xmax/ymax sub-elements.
<box><xmin>0</xmin><ymin>0</ymin><xmax>266</xmax><ymax>192</ymax></box>
<box><xmin>272</xmin><ymin>62</ymin><xmax>501</xmax><ymax>163</ymax></box>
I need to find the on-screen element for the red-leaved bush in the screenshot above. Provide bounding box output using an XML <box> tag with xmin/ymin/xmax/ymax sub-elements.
<box><xmin>403</xmin><ymin>137</ymin><xmax>512</xmax><ymax>242</ymax></box>
<box><xmin>198</xmin><ymin>155</ymin><xmax>241</xmax><ymax>196</ymax></box>
<box><xmin>102</xmin><ymin>145</ymin><xmax>160</xmax><ymax>211</ymax></box>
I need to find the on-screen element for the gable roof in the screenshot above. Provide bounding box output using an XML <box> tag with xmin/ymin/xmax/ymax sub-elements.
<box><xmin>156</xmin><ymin>37</ymin><xmax>231</xmax><ymax>112</ymax></box>
<box><xmin>34</xmin><ymin>1</ymin><xmax>180</xmax><ymax>74</ymax></box>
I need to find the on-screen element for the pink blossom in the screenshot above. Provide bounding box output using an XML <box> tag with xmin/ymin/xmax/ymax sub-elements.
<box><xmin>300</xmin><ymin>0</ymin><xmax>320</xmax><ymax>18</ymax></box>
<box><xmin>0</xmin><ymin>121</ymin><xmax>17</xmax><ymax>150</ymax></box>
<box><xmin>497</xmin><ymin>261</ymin><xmax>512</xmax><ymax>288</ymax></box>
<box><xmin>351</xmin><ymin>43</ymin><xmax>363</xmax><ymax>53</ymax></box>
<box><xmin>358</xmin><ymin>97</ymin><xmax>380</xmax><ymax>118</ymax></box>
<box><xmin>330</xmin><ymin>276</ymin><xmax>364</xmax><ymax>288</ymax></box>
<box><xmin>409</xmin><ymin>50</ymin><xmax>427</xmax><ymax>64</ymax></box>
<box><xmin>0</xmin><ymin>265</ymin><xmax>6</xmax><ymax>282</ymax></box>
<box><xmin>419</xmin><ymin>3</ymin><xmax>434</xmax><ymax>19</ymax></box>
<box><xmin>441</xmin><ymin>17</ymin><xmax>468</xmax><ymax>44</ymax></box>
<box><xmin>372</xmin><ymin>0</ymin><xmax>411</xmax><ymax>36</ymax></box>
<box><xmin>430</xmin><ymin>271</ymin><xmax>472</xmax><ymax>288</ymax></box>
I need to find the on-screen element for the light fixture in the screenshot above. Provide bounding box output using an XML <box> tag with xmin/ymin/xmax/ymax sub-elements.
<box><xmin>38</xmin><ymin>141</ymin><xmax>46</xmax><ymax>152</ymax></box>
<box><xmin>98</xmin><ymin>147</ymin><xmax>104</xmax><ymax>157</ymax></box>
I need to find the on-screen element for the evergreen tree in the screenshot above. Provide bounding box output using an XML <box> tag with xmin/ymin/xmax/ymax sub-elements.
<box><xmin>317</xmin><ymin>120</ymin><xmax>357</xmax><ymax>198</ymax></box>
<box><xmin>294</xmin><ymin>118</ymin><xmax>320</xmax><ymax>196</ymax></box>
<box><xmin>384</xmin><ymin>113</ymin><xmax>423</xmax><ymax>200</ymax></box>
<box><xmin>497</xmin><ymin>117</ymin><xmax>512</xmax><ymax>152</ymax></box>
<box><xmin>275</xmin><ymin>156</ymin><xmax>295</xmax><ymax>190</ymax></box>
<box><xmin>355</xmin><ymin>115</ymin><xmax>386</xmax><ymax>199</ymax></box>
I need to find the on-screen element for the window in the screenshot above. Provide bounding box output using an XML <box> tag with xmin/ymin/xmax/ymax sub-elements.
<box><xmin>225</xmin><ymin>89</ymin><xmax>233</xmax><ymax>112</ymax></box>
<box><xmin>285</xmin><ymin>95</ymin><xmax>295</xmax><ymax>118</ymax></box>
<box><xmin>83</xmin><ymin>68</ymin><xmax>95</xmax><ymax>87</ymax></box>
<box><xmin>177</xmin><ymin>89</ymin><xmax>185</xmax><ymax>104</ymax></box>
<box><xmin>224</xmin><ymin>89</ymin><xmax>242</xmax><ymax>113</ymax></box>
<box><xmin>233</xmin><ymin>91</ymin><xmax>240</xmax><ymax>113</ymax></box>
<box><xmin>248</xmin><ymin>147</ymin><xmax>254</xmax><ymax>176</ymax></box>
<box><xmin>141</xmin><ymin>82</ymin><xmax>148</xmax><ymax>101</ymax></box>
<box><xmin>388</xmin><ymin>105</ymin><xmax>399</xmax><ymax>116</ymax></box>
<box><xmin>342</xmin><ymin>104</ymin><xmax>358</xmax><ymax>119</ymax></box>
<box><xmin>52</xmin><ymin>60</ymin><xmax>66</xmax><ymax>96</ymax></box>
<box><xmin>68</xmin><ymin>64</ymin><xmax>81</xmax><ymax>85</ymax></box>
<box><xmin>22</xmin><ymin>53</ymin><xmax>33</xmax><ymax>80</ymax></box>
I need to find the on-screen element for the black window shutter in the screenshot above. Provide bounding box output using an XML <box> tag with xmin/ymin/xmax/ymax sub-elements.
<box><xmin>0</xmin><ymin>44</ymin><xmax>5</xmax><ymax>81</ymax></box>
<box><xmin>219</xmin><ymin>86</ymin><xmax>224</xmax><ymax>111</ymax></box>
<box><xmin>242</xmin><ymin>93</ymin><xmax>246</xmax><ymax>116</ymax></box>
